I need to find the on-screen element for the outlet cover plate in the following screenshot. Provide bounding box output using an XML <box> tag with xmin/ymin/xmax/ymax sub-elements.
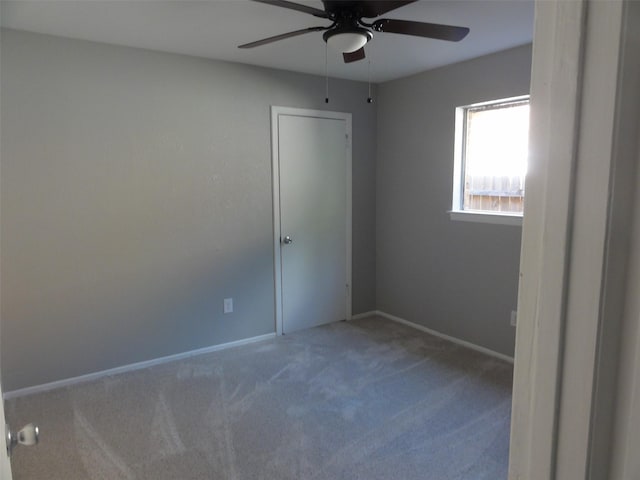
<box><xmin>224</xmin><ymin>298</ymin><xmax>233</xmax><ymax>314</ymax></box>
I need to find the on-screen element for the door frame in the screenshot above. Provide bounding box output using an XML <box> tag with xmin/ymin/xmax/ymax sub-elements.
<box><xmin>509</xmin><ymin>0</ymin><xmax>640</xmax><ymax>478</ymax></box>
<box><xmin>1</xmin><ymin>335</ymin><xmax>12</xmax><ymax>478</ymax></box>
<box><xmin>0</xmin><ymin>376</ymin><xmax>12</xmax><ymax>479</ymax></box>
<box><xmin>270</xmin><ymin>106</ymin><xmax>352</xmax><ymax>336</ymax></box>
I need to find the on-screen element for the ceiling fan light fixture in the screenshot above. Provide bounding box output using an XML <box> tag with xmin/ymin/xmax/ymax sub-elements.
<box><xmin>325</xmin><ymin>30</ymin><xmax>372</xmax><ymax>53</ymax></box>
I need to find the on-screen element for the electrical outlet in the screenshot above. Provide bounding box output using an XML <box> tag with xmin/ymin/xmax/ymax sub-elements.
<box><xmin>510</xmin><ymin>310</ymin><xmax>517</xmax><ymax>327</ymax></box>
<box><xmin>224</xmin><ymin>298</ymin><xmax>233</xmax><ymax>314</ymax></box>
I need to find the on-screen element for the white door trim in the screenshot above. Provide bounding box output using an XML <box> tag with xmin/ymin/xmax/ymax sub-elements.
<box><xmin>1</xmin><ymin>337</ymin><xmax>13</xmax><ymax>478</ymax></box>
<box><xmin>270</xmin><ymin>106</ymin><xmax>352</xmax><ymax>336</ymax></box>
<box><xmin>509</xmin><ymin>0</ymin><xmax>640</xmax><ymax>478</ymax></box>
<box><xmin>508</xmin><ymin>1</ymin><xmax>587</xmax><ymax>477</ymax></box>
<box><xmin>0</xmin><ymin>382</ymin><xmax>12</xmax><ymax>479</ymax></box>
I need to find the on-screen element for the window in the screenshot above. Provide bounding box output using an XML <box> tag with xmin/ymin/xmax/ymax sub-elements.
<box><xmin>451</xmin><ymin>96</ymin><xmax>530</xmax><ymax>225</ymax></box>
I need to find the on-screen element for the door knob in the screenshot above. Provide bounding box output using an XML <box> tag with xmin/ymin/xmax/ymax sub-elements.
<box><xmin>6</xmin><ymin>423</ymin><xmax>39</xmax><ymax>457</ymax></box>
<box><xmin>282</xmin><ymin>235</ymin><xmax>293</xmax><ymax>245</ymax></box>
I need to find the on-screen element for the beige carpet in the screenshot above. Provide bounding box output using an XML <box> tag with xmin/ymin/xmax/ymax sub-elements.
<box><xmin>5</xmin><ymin>316</ymin><xmax>513</xmax><ymax>479</ymax></box>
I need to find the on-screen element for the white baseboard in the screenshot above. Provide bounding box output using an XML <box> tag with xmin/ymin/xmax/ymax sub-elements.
<box><xmin>350</xmin><ymin>310</ymin><xmax>378</xmax><ymax>321</ymax></box>
<box><xmin>352</xmin><ymin>310</ymin><xmax>514</xmax><ymax>364</ymax></box>
<box><xmin>6</xmin><ymin>312</ymin><xmax>513</xmax><ymax>399</ymax></box>
<box><xmin>3</xmin><ymin>332</ymin><xmax>276</xmax><ymax>400</ymax></box>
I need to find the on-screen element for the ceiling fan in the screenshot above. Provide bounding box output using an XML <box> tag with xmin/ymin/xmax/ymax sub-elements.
<box><xmin>238</xmin><ymin>0</ymin><xmax>470</xmax><ymax>63</ymax></box>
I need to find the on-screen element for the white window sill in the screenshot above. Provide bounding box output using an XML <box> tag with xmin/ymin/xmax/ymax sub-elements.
<box><xmin>449</xmin><ymin>210</ymin><xmax>523</xmax><ymax>226</ymax></box>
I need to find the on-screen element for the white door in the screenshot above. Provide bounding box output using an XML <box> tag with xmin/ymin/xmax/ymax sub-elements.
<box><xmin>272</xmin><ymin>107</ymin><xmax>352</xmax><ymax>335</ymax></box>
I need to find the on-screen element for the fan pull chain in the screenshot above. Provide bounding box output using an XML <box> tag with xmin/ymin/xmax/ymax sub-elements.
<box><xmin>367</xmin><ymin>59</ymin><xmax>373</xmax><ymax>103</ymax></box>
<box><xmin>325</xmin><ymin>42</ymin><xmax>329</xmax><ymax>103</ymax></box>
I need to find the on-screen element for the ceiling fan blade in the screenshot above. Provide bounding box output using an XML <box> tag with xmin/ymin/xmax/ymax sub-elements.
<box><xmin>373</xmin><ymin>19</ymin><xmax>470</xmax><ymax>42</ymax></box>
<box><xmin>238</xmin><ymin>26</ymin><xmax>328</xmax><ymax>49</ymax></box>
<box><xmin>358</xmin><ymin>1</ymin><xmax>417</xmax><ymax>18</ymax></box>
<box><xmin>252</xmin><ymin>0</ymin><xmax>329</xmax><ymax>18</ymax></box>
<box><xmin>322</xmin><ymin>0</ymin><xmax>415</xmax><ymax>18</ymax></box>
<box><xmin>343</xmin><ymin>47</ymin><xmax>366</xmax><ymax>63</ymax></box>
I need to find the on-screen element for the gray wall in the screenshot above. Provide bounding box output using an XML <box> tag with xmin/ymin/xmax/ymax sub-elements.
<box><xmin>0</xmin><ymin>29</ymin><xmax>377</xmax><ymax>391</ymax></box>
<box><xmin>376</xmin><ymin>44</ymin><xmax>532</xmax><ymax>357</ymax></box>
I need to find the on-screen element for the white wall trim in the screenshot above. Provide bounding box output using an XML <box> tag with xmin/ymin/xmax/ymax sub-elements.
<box><xmin>6</xmin><ymin>309</ymin><xmax>515</xmax><ymax>398</ymax></box>
<box><xmin>3</xmin><ymin>332</ymin><xmax>275</xmax><ymax>400</ymax></box>
<box><xmin>350</xmin><ymin>310</ymin><xmax>514</xmax><ymax>364</ymax></box>
<box><xmin>449</xmin><ymin>210</ymin><xmax>523</xmax><ymax>227</ymax></box>
<box><xmin>350</xmin><ymin>311</ymin><xmax>378</xmax><ymax>321</ymax></box>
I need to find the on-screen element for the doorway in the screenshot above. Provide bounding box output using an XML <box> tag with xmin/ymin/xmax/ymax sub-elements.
<box><xmin>271</xmin><ymin>107</ymin><xmax>352</xmax><ymax>335</ymax></box>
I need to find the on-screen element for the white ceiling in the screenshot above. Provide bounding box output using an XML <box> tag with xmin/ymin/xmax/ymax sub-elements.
<box><xmin>0</xmin><ymin>0</ymin><xmax>534</xmax><ymax>83</ymax></box>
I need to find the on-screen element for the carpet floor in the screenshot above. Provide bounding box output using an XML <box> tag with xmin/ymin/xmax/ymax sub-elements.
<box><xmin>5</xmin><ymin>316</ymin><xmax>513</xmax><ymax>479</ymax></box>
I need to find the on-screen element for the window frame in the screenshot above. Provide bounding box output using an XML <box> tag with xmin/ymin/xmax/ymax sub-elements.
<box><xmin>450</xmin><ymin>94</ymin><xmax>530</xmax><ymax>226</ymax></box>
